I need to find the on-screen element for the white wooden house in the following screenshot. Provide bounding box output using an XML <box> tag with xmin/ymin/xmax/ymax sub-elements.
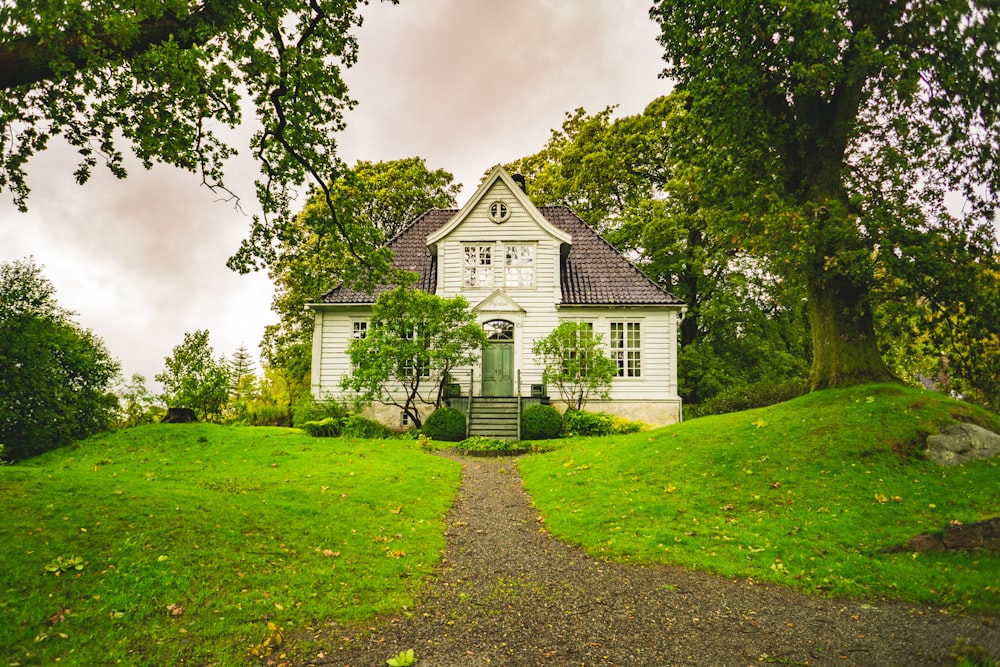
<box><xmin>308</xmin><ymin>166</ymin><xmax>685</xmax><ymax>433</ymax></box>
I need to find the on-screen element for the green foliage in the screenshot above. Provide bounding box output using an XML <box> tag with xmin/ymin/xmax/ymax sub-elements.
<box><xmin>457</xmin><ymin>436</ymin><xmax>516</xmax><ymax>452</ymax></box>
<box><xmin>387</xmin><ymin>648</ymin><xmax>417</xmax><ymax>667</ymax></box>
<box><xmin>877</xmin><ymin>257</ymin><xmax>1000</xmax><ymax>413</ymax></box>
<box><xmin>0</xmin><ymin>0</ymin><xmax>395</xmax><ymax>283</ymax></box>
<box><xmin>44</xmin><ymin>555</ymin><xmax>86</xmax><ymax>575</ymax></box>
<box><xmin>299</xmin><ymin>418</ymin><xmax>342</xmax><ymax>438</ymax></box>
<box><xmin>650</xmin><ymin>1</ymin><xmax>999</xmax><ymax>389</ymax></box>
<box><xmin>341</xmin><ymin>415</ymin><xmax>392</xmax><ymax>439</ymax></box>
<box><xmin>520</xmin><ymin>384</ymin><xmax>1000</xmax><ymax>612</ymax></box>
<box><xmin>508</xmin><ymin>99</ymin><xmax>811</xmax><ymax>405</ymax></box>
<box><xmin>532</xmin><ymin>321</ymin><xmax>617</xmax><ymax>411</ymax></box>
<box><xmin>0</xmin><ymin>258</ymin><xmax>121</xmax><ymax>461</ymax></box>
<box><xmin>239</xmin><ymin>405</ymin><xmax>290</xmax><ymax>427</ymax></box>
<box><xmin>292</xmin><ymin>394</ymin><xmax>345</xmax><ymax>427</ymax></box>
<box><xmin>263</xmin><ymin>158</ymin><xmax>460</xmax><ymax>399</ymax></box>
<box><xmin>686</xmin><ymin>378</ymin><xmax>809</xmax><ymax>419</ymax></box>
<box><xmin>155</xmin><ymin>330</ymin><xmax>230</xmax><ymax>422</ymax></box>
<box><xmin>343</xmin><ymin>287</ymin><xmax>487</xmax><ymax>428</ymax></box>
<box><xmin>226</xmin><ymin>344</ymin><xmax>257</xmax><ymax>416</ymax></box>
<box><xmin>260</xmin><ymin>338</ymin><xmax>312</xmax><ymax>426</ymax></box>
<box><xmin>561</xmin><ymin>409</ymin><xmax>644</xmax><ymax>437</ymax></box>
<box><xmin>520</xmin><ymin>404</ymin><xmax>563</xmax><ymax>440</ymax></box>
<box><xmin>114</xmin><ymin>373</ymin><xmax>163</xmax><ymax>428</ymax></box>
<box><xmin>421</xmin><ymin>408</ymin><xmax>467</xmax><ymax>442</ymax></box>
<box><xmin>0</xmin><ymin>424</ymin><xmax>461</xmax><ymax>666</ymax></box>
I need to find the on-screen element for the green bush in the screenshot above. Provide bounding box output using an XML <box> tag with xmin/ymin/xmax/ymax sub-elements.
<box><xmin>341</xmin><ymin>415</ymin><xmax>392</xmax><ymax>439</ymax></box>
<box><xmin>299</xmin><ymin>417</ymin><xmax>343</xmax><ymax>437</ymax></box>
<box><xmin>422</xmin><ymin>408</ymin><xmax>467</xmax><ymax>442</ymax></box>
<box><xmin>292</xmin><ymin>395</ymin><xmax>345</xmax><ymax>427</ymax></box>
<box><xmin>521</xmin><ymin>404</ymin><xmax>563</xmax><ymax>440</ymax></box>
<box><xmin>241</xmin><ymin>405</ymin><xmax>290</xmax><ymax>427</ymax></box>
<box><xmin>685</xmin><ymin>377</ymin><xmax>809</xmax><ymax>418</ymax></box>
<box><xmin>458</xmin><ymin>436</ymin><xmax>516</xmax><ymax>452</ymax></box>
<box><xmin>561</xmin><ymin>409</ymin><xmax>644</xmax><ymax>436</ymax></box>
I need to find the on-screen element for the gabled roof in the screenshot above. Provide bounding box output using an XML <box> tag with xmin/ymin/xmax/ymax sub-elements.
<box><xmin>426</xmin><ymin>165</ymin><xmax>571</xmax><ymax>245</ymax></box>
<box><xmin>312</xmin><ymin>209</ymin><xmax>448</xmax><ymax>305</ymax></box>
<box><xmin>542</xmin><ymin>207</ymin><xmax>684</xmax><ymax>306</ymax></box>
<box><xmin>312</xmin><ymin>205</ymin><xmax>683</xmax><ymax>307</ymax></box>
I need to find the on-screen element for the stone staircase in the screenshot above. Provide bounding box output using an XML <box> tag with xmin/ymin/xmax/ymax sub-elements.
<box><xmin>468</xmin><ymin>397</ymin><xmax>519</xmax><ymax>440</ymax></box>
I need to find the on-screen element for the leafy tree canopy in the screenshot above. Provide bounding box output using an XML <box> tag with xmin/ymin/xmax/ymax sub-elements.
<box><xmin>650</xmin><ymin>0</ymin><xmax>999</xmax><ymax>389</ymax></box>
<box><xmin>1</xmin><ymin>0</ymin><xmax>395</xmax><ymax>280</ymax></box>
<box><xmin>532</xmin><ymin>321</ymin><xmax>617</xmax><ymax>411</ymax></box>
<box><xmin>261</xmin><ymin>157</ymin><xmax>458</xmax><ymax>408</ymax></box>
<box><xmin>266</xmin><ymin>157</ymin><xmax>459</xmax><ymax>347</ymax></box>
<box><xmin>155</xmin><ymin>329</ymin><xmax>230</xmax><ymax>421</ymax></box>
<box><xmin>507</xmin><ymin>96</ymin><xmax>810</xmax><ymax>403</ymax></box>
<box><xmin>0</xmin><ymin>257</ymin><xmax>120</xmax><ymax>460</ymax></box>
<box><xmin>342</xmin><ymin>285</ymin><xmax>486</xmax><ymax>428</ymax></box>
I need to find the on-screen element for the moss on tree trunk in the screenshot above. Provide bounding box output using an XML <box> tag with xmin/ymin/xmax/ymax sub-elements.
<box><xmin>806</xmin><ymin>274</ymin><xmax>895</xmax><ymax>390</ymax></box>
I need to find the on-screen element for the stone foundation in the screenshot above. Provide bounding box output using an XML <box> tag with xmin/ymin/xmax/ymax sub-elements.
<box><xmin>547</xmin><ymin>399</ymin><xmax>683</xmax><ymax>427</ymax></box>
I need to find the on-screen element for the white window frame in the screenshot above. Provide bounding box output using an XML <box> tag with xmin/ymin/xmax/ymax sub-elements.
<box><xmin>352</xmin><ymin>320</ymin><xmax>368</xmax><ymax>340</ymax></box>
<box><xmin>463</xmin><ymin>245</ymin><xmax>494</xmax><ymax>288</ymax></box>
<box><xmin>562</xmin><ymin>321</ymin><xmax>594</xmax><ymax>375</ymax></box>
<box><xmin>503</xmin><ymin>243</ymin><xmax>535</xmax><ymax>288</ymax></box>
<box><xmin>349</xmin><ymin>319</ymin><xmax>368</xmax><ymax>369</ymax></box>
<box><xmin>400</xmin><ymin>325</ymin><xmax>431</xmax><ymax>378</ymax></box>
<box><xmin>610</xmin><ymin>320</ymin><xmax>641</xmax><ymax>378</ymax></box>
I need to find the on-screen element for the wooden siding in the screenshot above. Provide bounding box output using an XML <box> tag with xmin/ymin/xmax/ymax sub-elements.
<box><xmin>434</xmin><ymin>179</ymin><xmax>563</xmax><ymax>394</ymax></box>
<box><xmin>310</xmin><ymin>174</ymin><xmax>683</xmax><ymax>425</ymax></box>
<box><xmin>311</xmin><ymin>306</ymin><xmax>371</xmax><ymax>400</ymax></box>
<box><xmin>556</xmin><ymin>306</ymin><xmax>680</xmax><ymax>401</ymax></box>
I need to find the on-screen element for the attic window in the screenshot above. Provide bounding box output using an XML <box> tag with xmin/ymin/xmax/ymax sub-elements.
<box><xmin>487</xmin><ymin>200</ymin><xmax>510</xmax><ymax>223</ymax></box>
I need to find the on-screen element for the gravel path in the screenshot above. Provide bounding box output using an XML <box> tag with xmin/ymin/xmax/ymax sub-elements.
<box><xmin>296</xmin><ymin>453</ymin><xmax>999</xmax><ymax>666</ymax></box>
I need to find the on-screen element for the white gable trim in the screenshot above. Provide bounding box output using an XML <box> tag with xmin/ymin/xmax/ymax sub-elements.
<box><xmin>472</xmin><ymin>289</ymin><xmax>526</xmax><ymax>314</ymax></box>
<box><xmin>426</xmin><ymin>165</ymin><xmax>572</xmax><ymax>246</ymax></box>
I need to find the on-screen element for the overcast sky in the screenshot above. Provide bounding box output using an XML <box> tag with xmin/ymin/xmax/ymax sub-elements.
<box><xmin>0</xmin><ymin>1</ymin><xmax>671</xmax><ymax>389</ymax></box>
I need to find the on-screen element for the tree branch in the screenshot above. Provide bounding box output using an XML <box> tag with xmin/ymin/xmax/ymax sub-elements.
<box><xmin>0</xmin><ymin>2</ymin><xmax>233</xmax><ymax>90</ymax></box>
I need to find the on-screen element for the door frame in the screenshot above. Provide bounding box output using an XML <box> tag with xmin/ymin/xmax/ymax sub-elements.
<box><xmin>481</xmin><ymin>319</ymin><xmax>515</xmax><ymax>397</ymax></box>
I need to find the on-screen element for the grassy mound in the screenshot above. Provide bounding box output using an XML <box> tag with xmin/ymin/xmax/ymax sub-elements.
<box><xmin>0</xmin><ymin>424</ymin><xmax>460</xmax><ymax>666</ymax></box>
<box><xmin>519</xmin><ymin>384</ymin><xmax>1000</xmax><ymax>612</ymax></box>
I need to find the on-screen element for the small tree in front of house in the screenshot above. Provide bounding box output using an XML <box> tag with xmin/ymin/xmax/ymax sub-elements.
<box><xmin>342</xmin><ymin>285</ymin><xmax>486</xmax><ymax>428</ymax></box>
<box><xmin>533</xmin><ymin>321</ymin><xmax>617</xmax><ymax>411</ymax></box>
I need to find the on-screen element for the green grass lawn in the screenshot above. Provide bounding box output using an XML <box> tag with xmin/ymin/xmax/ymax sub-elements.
<box><xmin>0</xmin><ymin>425</ymin><xmax>461</xmax><ymax>666</ymax></box>
<box><xmin>519</xmin><ymin>384</ymin><xmax>1000</xmax><ymax>613</ymax></box>
<box><xmin>3</xmin><ymin>385</ymin><xmax>998</xmax><ymax>666</ymax></box>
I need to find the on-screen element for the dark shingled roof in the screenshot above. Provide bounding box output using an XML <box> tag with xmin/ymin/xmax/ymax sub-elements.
<box><xmin>315</xmin><ymin>205</ymin><xmax>683</xmax><ymax>306</ymax></box>
<box><xmin>316</xmin><ymin>209</ymin><xmax>448</xmax><ymax>304</ymax></box>
<box><xmin>540</xmin><ymin>206</ymin><xmax>684</xmax><ymax>306</ymax></box>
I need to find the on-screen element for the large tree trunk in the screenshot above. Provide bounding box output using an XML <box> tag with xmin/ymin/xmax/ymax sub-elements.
<box><xmin>806</xmin><ymin>273</ymin><xmax>895</xmax><ymax>390</ymax></box>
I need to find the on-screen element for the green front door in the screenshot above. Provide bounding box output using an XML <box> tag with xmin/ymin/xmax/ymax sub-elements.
<box><xmin>482</xmin><ymin>342</ymin><xmax>515</xmax><ymax>396</ymax></box>
<box><xmin>481</xmin><ymin>320</ymin><xmax>515</xmax><ymax>397</ymax></box>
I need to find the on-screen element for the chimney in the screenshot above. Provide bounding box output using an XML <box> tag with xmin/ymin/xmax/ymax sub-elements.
<box><xmin>512</xmin><ymin>173</ymin><xmax>528</xmax><ymax>194</ymax></box>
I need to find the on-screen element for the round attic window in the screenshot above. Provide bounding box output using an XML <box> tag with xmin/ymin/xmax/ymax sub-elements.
<box><xmin>487</xmin><ymin>200</ymin><xmax>511</xmax><ymax>223</ymax></box>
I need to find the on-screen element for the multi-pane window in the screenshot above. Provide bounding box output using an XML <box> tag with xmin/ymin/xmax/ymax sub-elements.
<box><xmin>463</xmin><ymin>245</ymin><xmax>493</xmax><ymax>287</ymax></box>
<box><xmin>400</xmin><ymin>326</ymin><xmax>430</xmax><ymax>378</ymax></box>
<box><xmin>563</xmin><ymin>322</ymin><xmax>594</xmax><ymax>375</ymax></box>
<box><xmin>483</xmin><ymin>319</ymin><xmax>514</xmax><ymax>341</ymax></box>
<box><xmin>504</xmin><ymin>245</ymin><xmax>534</xmax><ymax>287</ymax></box>
<box><xmin>349</xmin><ymin>320</ymin><xmax>368</xmax><ymax>368</ymax></box>
<box><xmin>610</xmin><ymin>321</ymin><xmax>641</xmax><ymax>377</ymax></box>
